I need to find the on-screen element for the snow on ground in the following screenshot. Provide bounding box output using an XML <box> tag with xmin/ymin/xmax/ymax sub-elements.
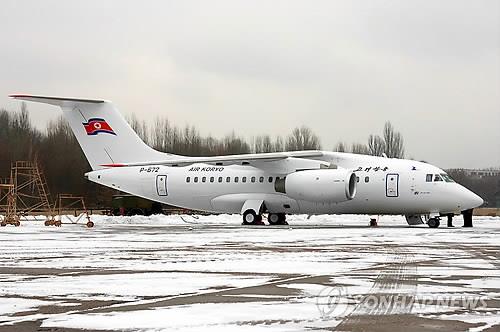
<box><xmin>0</xmin><ymin>298</ymin><xmax>54</xmax><ymax>316</ymax></box>
<box><xmin>0</xmin><ymin>214</ymin><xmax>499</xmax><ymax>331</ymax></box>
<box><xmin>0</xmin><ymin>272</ymin><xmax>273</xmax><ymax>301</ymax></box>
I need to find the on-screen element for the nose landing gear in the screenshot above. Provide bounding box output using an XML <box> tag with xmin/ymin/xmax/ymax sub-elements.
<box><xmin>427</xmin><ymin>217</ymin><xmax>440</xmax><ymax>228</ymax></box>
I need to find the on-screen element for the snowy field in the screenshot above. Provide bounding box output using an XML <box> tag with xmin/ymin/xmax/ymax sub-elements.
<box><xmin>0</xmin><ymin>214</ymin><xmax>499</xmax><ymax>332</ymax></box>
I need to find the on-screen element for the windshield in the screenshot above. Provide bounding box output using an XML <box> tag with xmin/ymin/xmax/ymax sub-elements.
<box><xmin>440</xmin><ymin>173</ymin><xmax>455</xmax><ymax>183</ymax></box>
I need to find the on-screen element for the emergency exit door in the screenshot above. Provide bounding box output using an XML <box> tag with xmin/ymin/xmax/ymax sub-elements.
<box><xmin>156</xmin><ymin>175</ymin><xmax>168</xmax><ymax>196</ymax></box>
<box><xmin>386</xmin><ymin>173</ymin><xmax>399</xmax><ymax>197</ymax></box>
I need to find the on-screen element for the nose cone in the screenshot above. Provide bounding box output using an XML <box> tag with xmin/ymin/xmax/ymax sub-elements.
<box><xmin>469</xmin><ymin>191</ymin><xmax>484</xmax><ymax>208</ymax></box>
<box><xmin>460</xmin><ymin>186</ymin><xmax>484</xmax><ymax>210</ymax></box>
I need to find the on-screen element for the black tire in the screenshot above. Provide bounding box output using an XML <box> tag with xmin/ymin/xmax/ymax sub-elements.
<box><xmin>86</xmin><ymin>221</ymin><xmax>94</xmax><ymax>228</ymax></box>
<box><xmin>278</xmin><ymin>213</ymin><xmax>287</xmax><ymax>225</ymax></box>
<box><xmin>428</xmin><ymin>218</ymin><xmax>440</xmax><ymax>228</ymax></box>
<box><xmin>242</xmin><ymin>210</ymin><xmax>257</xmax><ymax>225</ymax></box>
<box><xmin>268</xmin><ymin>213</ymin><xmax>280</xmax><ymax>225</ymax></box>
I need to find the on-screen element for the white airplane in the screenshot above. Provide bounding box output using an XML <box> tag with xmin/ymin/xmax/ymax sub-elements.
<box><xmin>11</xmin><ymin>95</ymin><xmax>483</xmax><ymax>228</ymax></box>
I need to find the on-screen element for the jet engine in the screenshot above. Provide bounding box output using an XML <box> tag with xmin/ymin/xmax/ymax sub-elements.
<box><xmin>280</xmin><ymin>169</ymin><xmax>357</xmax><ymax>203</ymax></box>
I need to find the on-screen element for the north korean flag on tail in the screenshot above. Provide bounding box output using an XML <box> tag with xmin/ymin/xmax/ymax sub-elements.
<box><xmin>82</xmin><ymin>118</ymin><xmax>116</xmax><ymax>136</ymax></box>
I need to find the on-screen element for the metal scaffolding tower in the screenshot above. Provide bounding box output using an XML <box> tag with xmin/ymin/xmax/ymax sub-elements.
<box><xmin>0</xmin><ymin>160</ymin><xmax>94</xmax><ymax>228</ymax></box>
<box><xmin>10</xmin><ymin>160</ymin><xmax>53</xmax><ymax>216</ymax></box>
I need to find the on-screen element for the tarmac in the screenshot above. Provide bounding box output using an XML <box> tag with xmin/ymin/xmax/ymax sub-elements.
<box><xmin>0</xmin><ymin>214</ymin><xmax>499</xmax><ymax>331</ymax></box>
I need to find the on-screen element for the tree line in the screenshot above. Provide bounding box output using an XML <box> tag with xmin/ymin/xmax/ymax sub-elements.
<box><xmin>126</xmin><ymin>114</ymin><xmax>323</xmax><ymax>156</ymax></box>
<box><xmin>333</xmin><ymin>122</ymin><xmax>405</xmax><ymax>159</ymax></box>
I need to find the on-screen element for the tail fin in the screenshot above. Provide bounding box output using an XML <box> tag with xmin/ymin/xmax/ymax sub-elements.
<box><xmin>10</xmin><ymin>95</ymin><xmax>177</xmax><ymax>170</ymax></box>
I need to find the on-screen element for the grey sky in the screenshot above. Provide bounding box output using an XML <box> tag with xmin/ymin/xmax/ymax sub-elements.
<box><xmin>0</xmin><ymin>0</ymin><xmax>499</xmax><ymax>169</ymax></box>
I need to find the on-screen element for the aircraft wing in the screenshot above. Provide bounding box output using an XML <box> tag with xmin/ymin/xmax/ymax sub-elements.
<box><xmin>102</xmin><ymin>151</ymin><xmax>325</xmax><ymax>167</ymax></box>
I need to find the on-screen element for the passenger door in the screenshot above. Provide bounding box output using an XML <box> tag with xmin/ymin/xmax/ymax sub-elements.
<box><xmin>386</xmin><ymin>173</ymin><xmax>399</xmax><ymax>197</ymax></box>
<box><xmin>156</xmin><ymin>175</ymin><xmax>168</xmax><ymax>196</ymax></box>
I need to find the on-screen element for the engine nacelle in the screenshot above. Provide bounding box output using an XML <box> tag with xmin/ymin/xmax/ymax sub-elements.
<box><xmin>281</xmin><ymin>169</ymin><xmax>357</xmax><ymax>203</ymax></box>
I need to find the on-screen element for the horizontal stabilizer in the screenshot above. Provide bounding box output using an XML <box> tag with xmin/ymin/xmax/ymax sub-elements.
<box><xmin>9</xmin><ymin>94</ymin><xmax>105</xmax><ymax>107</ymax></box>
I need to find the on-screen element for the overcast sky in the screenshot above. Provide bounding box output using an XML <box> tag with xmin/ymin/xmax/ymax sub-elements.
<box><xmin>0</xmin><ymin>0</ymin><xmax>498</xmax><ymax>169</ymax></box>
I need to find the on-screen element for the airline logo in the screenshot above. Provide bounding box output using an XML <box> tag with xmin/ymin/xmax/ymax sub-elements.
<box><xmin>83</xmin><ymin>118</ymin><xmax>116</xmax><ymax>136</ymax></box>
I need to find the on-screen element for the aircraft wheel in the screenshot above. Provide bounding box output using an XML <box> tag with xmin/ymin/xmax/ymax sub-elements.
<box><xmin>14</xmin><ymin>221</ymin><xmax>20</xmax><ymax>227</ymax></box>
<box><xmin>278</xmin><ymin>213</ymin><xmax>288</xmax><ymax>225</ymax></box>
<box><xmin>86</xmin><ymin>221</ymin><xmax>94</xmax><ymax>228</ymax></box>
<box><xmin>269</xmin><ymin>213</ymin><xmax>287</xmax><ymax>225</ymax></box>
<box><xmin>55</xmin><ymin>220</ymin><xmax>62</xmax><ymax>227</ymax></box>
<box><xmin>1</xmin><ymin>221</ymin><xmax>6</xmax><ymax>227</ymax></box>
<box><xmin>427</xmin><ymin>218</ymin><xmax>440</xmax><ymax>228</ymax></box>
<box><xmin>268</xmin><ymin>213</ymin><xmax>280</xmax><ymax>225</ymax></box>
<box><xmin>242</xmin><ymin>210</ymin><xmax>257</xmax><ymax>225</ymax></box>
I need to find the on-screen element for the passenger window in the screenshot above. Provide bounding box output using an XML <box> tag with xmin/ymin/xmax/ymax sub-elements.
<box><xmin>365</xmin><ymin>176</ymin><xmax>369</xmax><ymax>183</ymax></box>
<box><xmin>202</xmin><ymin>177</ymin><xmax>206</xmax><ymax>183</ymax></box>
<box><xmin>268</xmin><ymin>176</ymin><xmax>273</xmax><ymax>183</ymax></box>
<box><xmin>218</xmin><ymin>177</ymin><xmax>223</xmax><ymax>183</ymax></box>
<box><xmin>426</xmin><ymin>174</ymin><xmax>433</xmax><ymax>182</ymax></box>
<box><xmin>259</xmin><ymin>176</ymin><xmax>264</xmax><ymax>183</ymax></box>
<box><xmin>210</xmin><ymin>177</ymin><xmax>214</xmax><ymax>183</ymax></box>
<box><xmin>226</xmin><ymin>176</ymin><xmax>230</xmax><ymax>183</ymax></box>
<box><xmin>251</xmin><ymin>176</ymin><xmax>256</xmax><ymax>183</ymax></box>
<box><xmin>194</xmin><ymin>177</ymin><xmax>199</xmax><ymax>183</ymax></box>
<box><xmin>242</xmin><ymin>177</ymin><xmax>247</xmax><ymax>183</ymax></box>
<box><xmin>434</xmin><ymin>174</ymin><xmax>443</xmax><ymax>182</ymax></box>
<box><xmin>235</xmin><ymin>177</ymin><xmax>239</xmax><ymax>183</ymax></box>
<box><xmin>186</xmin><ymin>177</ymin><xmax>190</xmax><ymax>183</ymax></box>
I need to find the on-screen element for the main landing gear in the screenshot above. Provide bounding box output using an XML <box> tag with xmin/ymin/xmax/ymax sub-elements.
<box><xmin>268</xmin><ymin>213</ymin><xmax>288</xmax><ymax>225</ymax></box>
<box><xmin>242</xmin><ymin>210</ymin><xmax>264</xmax><ymax>225</ymax></box>
<box><xmin>242</xmin><ymin>210</ymin><xmax>288</xmax><ymax>226</ymax></box>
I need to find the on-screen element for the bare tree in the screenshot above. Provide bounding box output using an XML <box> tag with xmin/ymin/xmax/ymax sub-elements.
<box><xmin>126</xmin><ymin>114</ymin><xmax>149</xmax><ymax>145</ymax></box>
<box><xmin>383</xmin><ymin>122</ymin><xmax>405</xmax><ymax>158</ymax></box>
<box><xmin>252</xmin><ymin>136</ymin><xmax>264</xmax><ymax>153</ymax></box>
<box><xmin>261</xmin><ymin>135</ymin><xmax>274</xmax><ymax>153</ymax></box>
<box><xmin>285</xmin><ymin>126</ymin><xmax>321</xmax><ymax>151</ymax></box>
<box><xmin>334</xmin><ymin>142</ymin><xmax>347</xmax><ymax>152</ymax></box>
<box><xmin>274</xmin><ymin>136</ymin><xmax>284</xmax><ymax>152</ymax></box>
<box><xmin>351</xmin><ymin>143</ymin><xmax>369</xmax><ymax>155</ymax></box>
<box><xmin>367</xmin><ymin>134</ymin><xmax>386</xmax><ymax>156</ymax></box>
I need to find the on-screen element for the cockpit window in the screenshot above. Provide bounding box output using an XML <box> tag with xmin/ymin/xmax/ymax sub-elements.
<box><xmin>440</xmin><ymin>173</ymin><xmax>455</xmax><ymax>183</ymax></box>
<box><xmin>434</xmin><ymin>174</ymin><xmax>443</xmax><ymax>182</ymax></box>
